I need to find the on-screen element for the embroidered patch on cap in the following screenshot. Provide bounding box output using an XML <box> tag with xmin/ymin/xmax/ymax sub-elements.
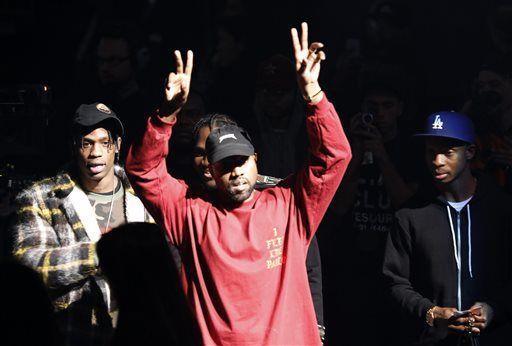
<box><xmin>432</xmin><ymin>114</ymin><xmax>443</xmax><ymax>130</ymax></box>
<box><xmin>219</xmin><ymin>134</ymin><xmax>237</xmax><ymax>143</ymax></box>
<box><xmin>96</xmin><ymin>103</ymin><xmax>112</xmax><ymax>114</ymax></box>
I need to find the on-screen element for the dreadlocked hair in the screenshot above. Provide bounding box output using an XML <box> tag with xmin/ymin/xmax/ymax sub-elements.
<box><xmin>192</xmin><ymin>114</ymin><xmax>238</xmax><ymax>141</ymax></box>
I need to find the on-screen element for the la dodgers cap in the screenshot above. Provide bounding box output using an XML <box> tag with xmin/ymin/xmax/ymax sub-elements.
<box><xmin>72</xmin><ymin>102</ymin><xmax>124</xmax><ymax>137</ymax></box>
<box><xmin>206</xmin><ymin>124</ymin><xmax>255</xmax><ymax>164</ymax></box>
<box><xmin>414</xmin><ymin>111</ymin><xmax>475</xmax><ymax>144</ymax></box>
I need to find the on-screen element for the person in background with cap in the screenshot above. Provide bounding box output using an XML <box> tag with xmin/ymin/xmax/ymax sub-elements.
<box><xmin>126</xmin><ymin>23</ymin><xmax>351</xmax><ymax>345</ymax></box>
<box><xmin>11</xmin><ymin>102</ymin><xmax>152</xmax><ymax>345</ymax></box>
<box><xmin>383</xmin><ymin>111</ymin><xmax>512</xmax><ymax>345</ymax></box>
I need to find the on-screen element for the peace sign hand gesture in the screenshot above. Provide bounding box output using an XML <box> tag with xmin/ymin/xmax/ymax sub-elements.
<box><xmin>161</xmin><ymin>50</ymin><xmax>193</xmax><ymax>119</ymax></box>
<box><xmin>291</xmin><ymin>22</ymin><xmax>325</xmax><ymax>104</ymax></box>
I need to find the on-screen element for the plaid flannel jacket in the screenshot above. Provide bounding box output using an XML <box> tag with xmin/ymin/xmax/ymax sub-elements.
<box><xmin>12</xmin><ymin>165</ymin><xmax>151</xmax><ymax>345</ymax></box>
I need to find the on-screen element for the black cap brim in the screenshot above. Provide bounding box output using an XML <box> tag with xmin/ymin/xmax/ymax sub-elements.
<box><xmin>74</xmin><ymin>117</ymin><xmax>124</xmax><ymax>137</ymax></box>
<box><xmin>208</xmin><ymin>144</ymin><xmax>254</xmax><ymax>164</ymax></box>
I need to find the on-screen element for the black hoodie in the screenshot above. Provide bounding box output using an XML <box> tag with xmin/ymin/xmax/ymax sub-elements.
<box><xmin>383</xmin><ymin>173</ymin><xmax>512</xmax><ymax>345</ymax></box>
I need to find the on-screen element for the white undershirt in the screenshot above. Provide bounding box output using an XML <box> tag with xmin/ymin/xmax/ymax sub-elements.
<box><xmin>447</xmin><ymin>196</ymin><xmax>473</xmax><ymax>212</ymax></box>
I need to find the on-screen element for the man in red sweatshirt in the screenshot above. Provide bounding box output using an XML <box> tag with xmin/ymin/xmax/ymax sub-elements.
<box><xmin>126</xmin><ymin>23</ymin><xmax>351</xmax><ymax>345</ymax></box>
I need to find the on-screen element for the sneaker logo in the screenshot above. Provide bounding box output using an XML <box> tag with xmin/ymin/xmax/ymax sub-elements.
<box><xmin>432</xmin><ymin>115</ymin><xmax>443</xmax><ymax>130</ymax></box>
<box><xmin>219</xmin><ymin>134</ymin><xmax>237</xmax><ymax>143</ymax></box>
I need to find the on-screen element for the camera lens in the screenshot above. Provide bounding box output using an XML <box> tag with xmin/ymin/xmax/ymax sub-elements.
<box><xmin>362</xmin><ymin>112</ymin><xmax>374</xmax><ymax>126</ymax></box>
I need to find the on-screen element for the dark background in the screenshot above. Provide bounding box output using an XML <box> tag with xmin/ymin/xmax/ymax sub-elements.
<box><xmin>1</xmin><ymin>1</ymin><xmax>511</xmax><ymax>345</ymax></box>
<box><xmin>0</xmin><ymin>0</ymin><xmax>499</xmax><ymax>112</ymax></box>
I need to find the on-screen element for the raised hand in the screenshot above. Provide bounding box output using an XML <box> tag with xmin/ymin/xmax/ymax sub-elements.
<box><xmin>161</xmin><ymin>50</ymin><xmax>194</xmax><ymax>118</ymax></box>
<box><xmin>291</xmin><ymin>22</ymin><xmax>326</xmax><ymax>104</ymax></box>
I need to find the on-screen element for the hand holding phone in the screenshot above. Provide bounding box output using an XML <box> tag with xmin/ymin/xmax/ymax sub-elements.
<box><xmin>452</xmin><ymin>309</ymin><xmax>471</xmax><ymax>318</ymax></box>
<box><xmin>452</xmin><ymin>306</ymin><xmax>482</xmax><ymax>319</ymax></box>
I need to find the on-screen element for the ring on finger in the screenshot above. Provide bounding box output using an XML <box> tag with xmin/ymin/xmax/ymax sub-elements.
<box><xmin>466</xmin><ymin>324</ymin><xmax>472</xmax><ymax>335</ymax></box>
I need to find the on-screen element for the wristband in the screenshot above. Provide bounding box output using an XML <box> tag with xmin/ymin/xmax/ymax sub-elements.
<box><xmin>426</xmin><ymin>306</ymin><xmax>436</xmax><ymax>327</ymax></box>
<box><xmin>303</xmin><ymin>89</ymin><xmax>323</xmax><ymax>103</ymax></box>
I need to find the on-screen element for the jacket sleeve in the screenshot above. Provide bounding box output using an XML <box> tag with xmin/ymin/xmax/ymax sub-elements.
<box><xmin>383</xmin><ymin>213</ymin><xmax>434</xmax><ymax>321</ymax></box>
<box><xmin>126</xmin><ymin>114</ymin><xmax>188</xmax><ymax>245</ymax></box>
<box><xmin>294</xmin><ymin>94</ymin><xmax>351</xmax><ymax>241</ymax></box>
<box><xmin>12</xmin><ymin>194</ymin><xmax>97</xmax><ymax>290</ymax></box>
<box><xmin>486</xmin><ymin>212</ymin><xmax>512</xmax><ymax>325</ymax></box>
<box><xmin>306</xmin><ymin>235</ymin><xmax>324</xmax><ymax>325</ymax></box>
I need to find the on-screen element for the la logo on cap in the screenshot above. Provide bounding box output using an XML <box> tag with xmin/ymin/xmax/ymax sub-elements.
<box><xmin>96</xmin><ymin>103</ymin><xmax>112</xmax><ymax>114</ymax></box>
<box><xmin>432</xmin><ymin>114</ymin><xmax>443</xmax><ymax>130</ymax></box>
<box><xmin>219</xmin><ymin>134</ymin><xmax>237</xmax><ymax>143</ymax></box>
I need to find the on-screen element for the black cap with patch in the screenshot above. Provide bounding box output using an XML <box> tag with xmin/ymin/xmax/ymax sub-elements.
<box><xmin>72</xmin><ymin>102</ymin><xmax>124</xmax><ymax>137</ymax></box>
<box><xmin>206</xmin><ymin>124</ymin><xmax>255</xmax><ymax>164</ymax></box>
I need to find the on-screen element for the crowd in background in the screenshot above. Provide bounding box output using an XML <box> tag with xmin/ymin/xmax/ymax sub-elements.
<box><xmin>1</xmin><ymin>0</ymin><xmax>512</xmax><ymax>345</ymax></box>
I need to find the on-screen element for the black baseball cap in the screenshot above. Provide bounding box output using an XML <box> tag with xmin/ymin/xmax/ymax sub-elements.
<box><xmin>206</xmin><ymin>124</ymin><xmax>255</xmax><ymax>164</ymax></box>
<box><xmin>72</xmin><ymin>102</ymin><xmax>124</xmax><ymax>137</ymax></box>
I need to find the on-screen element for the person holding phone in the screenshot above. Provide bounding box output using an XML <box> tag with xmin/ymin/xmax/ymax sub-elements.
<box><xmin>323</xmin><ymin>84</ymin><xmax>418</xmax><ymax>345</ymax></box>
<box><xmin>383</xmin><ymin>111</ymin><xmax>512</xmax><ymax>345</ymax></box>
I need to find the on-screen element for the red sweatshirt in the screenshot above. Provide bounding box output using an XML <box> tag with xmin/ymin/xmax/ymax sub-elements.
<box><xmin>126</xmin><ymin>95</ymin><xmax>351</xmax><ymax>345</ymax></box>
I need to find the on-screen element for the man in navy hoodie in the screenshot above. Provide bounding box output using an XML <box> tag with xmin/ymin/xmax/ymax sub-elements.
<box><xmin>383</xmin><ymin>111</ymin><xmax>512</xmax><ymax>345</ymax></box>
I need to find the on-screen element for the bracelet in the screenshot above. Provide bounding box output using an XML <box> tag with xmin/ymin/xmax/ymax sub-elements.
<box><xmin>303</xmin><ymin>89</ymin><xmax>323</xmax><ymax>103</ymax></box>
<box><xmin>426</xmin><ymin>306</ymin><xmax>436</xmax><ymax>327</ymax></box>
<box><xmin>317</xmin><ymin>324</ymin><xmax>326</xmax><ymax>342</ymax></box>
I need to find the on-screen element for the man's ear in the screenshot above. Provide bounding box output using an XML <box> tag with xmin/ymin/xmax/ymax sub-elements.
<box><xmin>115</xmin><ymin>137</ymin><xmax>122</xmax><ymax>153</ymax></box>
<box><xmin>253</xmin><ymin>153</ymin><xmax>258</xmax><ymax>162</ymax></box>
<box><xmin>209</xmin><ymin>162</ymin><xmax>217</xmax><ymax>177</ymax></box>
<box><xmin>466</xmin><ymin>144</ymin><xmax>476</xmax><ymax>160</ymax></box>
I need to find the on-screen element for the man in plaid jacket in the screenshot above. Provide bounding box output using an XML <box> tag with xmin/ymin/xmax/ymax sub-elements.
<box><xmin>11</xmin><ymin>103</ymin><xmax>151</xmax><ymax>345</ymax></box>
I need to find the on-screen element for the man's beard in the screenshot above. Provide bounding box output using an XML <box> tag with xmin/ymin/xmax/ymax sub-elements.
<box><xmin>225</xmin><ymin>178</ymin><xmax>255</xmax><ymax>204</ymax></box>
